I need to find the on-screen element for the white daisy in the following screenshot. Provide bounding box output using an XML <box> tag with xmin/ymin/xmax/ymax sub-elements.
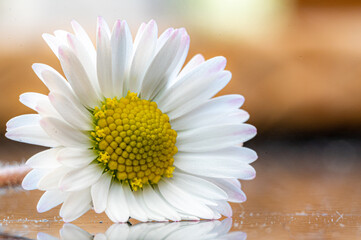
<box><xmin>37</xmin><ymin>219</ymin><xmax>247</xmax><ymax>240</ymax></box>
<box><xmin>5</xmin><ymin>17</ymin><xmax>257</xmax><ymax>223</ymax></box>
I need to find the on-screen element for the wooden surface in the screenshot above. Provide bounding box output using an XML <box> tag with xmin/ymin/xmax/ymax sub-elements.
<box><xmin>0</xmin><ymin>139</ymin><xmax>360</xmax><ymax>239</ymax></box>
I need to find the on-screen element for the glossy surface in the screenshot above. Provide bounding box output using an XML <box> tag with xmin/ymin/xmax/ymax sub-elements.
<box><xmin>1</xmin><ymin>140</ymin><xmax>361</xmax><ymax>239</ymax></box>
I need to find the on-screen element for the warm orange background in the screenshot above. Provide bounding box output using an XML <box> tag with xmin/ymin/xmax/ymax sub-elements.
<box><xmin>1</xmin><ymin>0</ymin><xmax>361</xmax><ymax>136</ymax></box>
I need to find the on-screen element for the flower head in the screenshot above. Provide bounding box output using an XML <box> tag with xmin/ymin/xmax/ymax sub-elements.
<box><xmin>6</xmin><ymin>17</ymin><xmax>257</xmax><ymax>222</ymax></box>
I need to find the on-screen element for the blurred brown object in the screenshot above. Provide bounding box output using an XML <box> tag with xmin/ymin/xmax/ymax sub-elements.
<box><xmin>1</xmin><ymin>8</ymin><xmax>361</xmax><ymax>135</ymax></box>
<box><xmin>0</xmin><ymin>163</ymin><xmax>30</xmax><ymax>188</ymax></box>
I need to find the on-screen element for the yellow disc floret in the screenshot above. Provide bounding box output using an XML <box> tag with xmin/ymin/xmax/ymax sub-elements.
<box><xmin>91</xmin><ymin>92</ymin><xmax>177</xmax><ymax>191</ymax></box>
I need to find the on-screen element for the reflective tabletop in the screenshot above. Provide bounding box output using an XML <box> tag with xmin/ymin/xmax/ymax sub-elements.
<box><xmin>1</xmin><ymin>140</ymin><xmax>361</xmax><ymax>239</ymax></box>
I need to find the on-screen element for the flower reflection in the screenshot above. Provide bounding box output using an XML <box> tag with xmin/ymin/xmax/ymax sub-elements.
<box><xmin>37</xmin><ymin>218</ymin><xmax>246</xmax><ymax>240</ymax></box>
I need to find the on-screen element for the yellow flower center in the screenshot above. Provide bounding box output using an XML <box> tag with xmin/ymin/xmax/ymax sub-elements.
<box><xmin>91</xmin><ymin>92</ymin><xmax>177</xmax><ymax>191</ymax></box>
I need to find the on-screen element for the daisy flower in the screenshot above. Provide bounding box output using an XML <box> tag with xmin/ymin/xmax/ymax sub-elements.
<box><xmin>5</xmin><ymin>17</ymin><xmax>257</xmax><ymax>222</ymax></box>
<box><xmin>37</xmin><ymin>219</ymin><xmax>247</xmax><ymax>240</ymax></box>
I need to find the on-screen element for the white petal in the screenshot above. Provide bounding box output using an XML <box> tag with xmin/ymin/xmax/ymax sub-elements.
<box><xmin>212</xmin><ymin>210</ymin><xmax>222</xmax><ymax>220</ymax></box>
<box><xmin>176</xmin><ymin>146</ymin><xmax>258</xmax><ymax>166</ymax></box>
<box><xmin>48</xmin><ymin>91</ymin><xmax>92</xmax><ymax>130</ymax></box>
<box><xmin>178</xmin><ymin>214</ymin><xmax>199</xmax><ymax>221</ymax></box>
<box><xmin>212</xmin><ymin>200</ymin><xmax>232</xmax><ymax>217</ymax></box>
<box><xmin>174</xmin><ymin>152</ymin><xmax>256</xmax><ymax>179</ymax></box>
<box><xmin>36</xmin><ymin>101</ymin><xmax>62</xmax><ymax>119</ymax></box>
<box><xmin>57</xmin><ymin>147</ymin><xmax>96</xmax><ymax>168</ymax></box>
<box><xmin>176</xmin><ymin>124</ymin><xmax>257</xmax><ymax>152</ymax></box>
<box><xmin>42</xmin><ymin>33</ymin><xmax>61</xmax><ymax>58</ymax></box>
<box><xmin>58</xmin><ymin>45</ymin><xmax>99</xmax><ymax>108</ymax></box>
<box><xmin>22</xmin><ymin>168</ymin><xmax>48</xmax><ymax>190</ymax></box>
<box><xmin>177</xmin><ymin>54</ymin><xmax>205</xmax><ymax>79</ymax></box>
<box><xmin>231</xmin><ymin>109</ymin><xmax>250</xmax><ymax>123</ymax></box>
<box><xmin>94</xmin><ymin>234</ymin><xmax>107</xmax><ymax>240</ymax></box>
<box><xmin>127</xmin><ymin>20</ymin><xmax>158</xmax><ymax>93</ymax></box>
<box><xmin>227</xmin><ymin>178</ymin><xmax>241</xmax><ymax>188</ymax></box>
<box><xmin>6</xmin><ymin>125</ymin><xmax>59</xmax><ymax>147</ymax></box>
<box><xmin>60</xmin><ymin>223</ymin><xmax>93</xmax><ymax>240</ymax></box>
<box><xmin>132</xmin><ymin>22</ymin><xmax>146</xmax><ymax>52</ymax></box>
<box><xmin>97</xmin><ymin>17</ymin><xmax>113</xmax><ymax>98</ymax></box>
<box><xmin>6</xmin><ymin>114</ymin><xmax>40</xmax><ymax>130</ymax></box>
<box><xmin>20</xmin><ymin>93</ymin><xmax>61</xmax><ymax>118</ymax></box>
<box><xmin>141</xmin><ymin>29</ymin><xmax>189</xmax><ymax>100</ymax></box>
<box><xmin>105</xmin><ymin>183</ymin><xmax>130</xmax><ymax>223</ymax></box>
<box><xmin>207</xmin><ymin>178</ymin><xmax>247</xmax><ymax>203</ymax></box>
<box><xmin>134</xmin><ymin>190</ymin><xmax>166</xmax><ymax>221</ymax></box>
<box><xmin>166</xmin><ymin>71</ymin><xmax>231</xmax><ymax>119</ymax></box>
<box><xmin>142</xmin><ymin>185</ymin><xmax>181</xmax><ymax>221</ymax></box>
<box><xmin>128</xmin><ymin>223</ymin><xmax>166</xmax><ymax>239</ymax></box>
<box><xmin>157</xmin><ymin>179</ymin><xmax>214</xmax><ymax>219</ymax></box>
<box><xmin>38</xmin><ymin>166</ymin><xmax>71</xmax><ymax>190</ymax></box>
<box><xmin>60</xmin><ymin>164</ymin><xmax>103</xmax><ymax>191</ymax></box>
<box><xmin>143</xmin><ymin>223</ymin><xmax>180</xmax><ymax>239</ymax></box>
<box><xmin>141</xmin><ymin>30</ymin><xmax>182</xmax><ymax>99</ymax></box>
<box><xmin>165</xmin><ymin>221</ymin><xmax>216</xmax><ymax>240</ymax></box>
<box><xmin>170</xmin><ymin>94</ymin><xmax>245</xmax><ymax>130</ymax></box>
<box><xmin>105</xmin><ymin>224</ymin><xmax>130</xmax><ymax>240</ymax></box>
<box><xmin>26</xmin><ymin>148</ymin><xmax>62</xmax><ymax>168</ymax></box>
<box><xmin>121</xmin><ymin>22</ymin><xmax>144</xmax><ymax>93</ymax></box>
<box><xmin>19</xmin><ymin>92</ymin><xmax>47</xmax><ymax>111</ymax></box>
<box><xmin>37</xmin><ymin>232</ymin><xmax>58</xmax><ymax>240</ymax></box>
<box><xmin>37</xmin><ymin>190</ymin><xmax>67</xmax><ymax>213</ymax></box>
<box><xmin>172</xmin><ymin>172</ymin><xmax>227</xmax><ymax>200</ymax></box>
<box><xmin>165</xmin><ymin>28</ymin><xmax>190</xmax><ymax>86</ymax></box>
<box><xmin>40</xmin><ymin>117</ymin><xmax>90</xmax><ymax>147</ymax></box>
<box><xmin>165</xmin><ymin>179</ymin><xmax>218</xmax><ymax>207</ymax></box>
<box><xmin>60</xmin><ymin>188</ymin><xmax>92</xmax><ymax>222</ymax></box>
<box><xmin>123</xmin><ymin>186</ymin><xmax>148</xmax><ymax>222</ymax></box>
<box><xmin>54</xmin><ymin>30</ymin><xmax>69</xmax><ymax>43</ymax></box>
<box><xmin>217</xmin><ymin>218</ymin><xmax>234</xmax><ymax>235</ymax></box>
<box><xmin>32</xmin><ymin>64</ymin><xmax>78</xmax><ymax>101</ymax></box>
<box><xmin>67</xmin><ymin>33</ymin><xmax>99</xmax><ymax>95</ymax></box>
<box><xmin>111</xmin><ymin>20</ymin><xmax>133</xmax><ymax>97</ymax></box>
<box><xmin>71</xmin><ymin>20</ymin><xmax>96</xmax><ymax>61</ymax></box>
<box><xmin>225</xmin><ymin>232</ymin><xmax>248</xmax><ymax>240</ymax></box>
<box><xmin>157</xmin><ymin>56</ymin><xmax>227</xmax><ymax>114</ymax></box>
<box><xmin>155</xmin><ymin>28</ymin><xmax>174</xmax><ymax>52</ymax></box>
<box><xmin>91</xmin><ymin>173</ymin><xmax>112</xmax><ymax>213</ymax></box>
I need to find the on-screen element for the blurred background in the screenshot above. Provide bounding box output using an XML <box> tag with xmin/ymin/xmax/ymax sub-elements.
<box><xmin>1</xmin><ymin>0</ymin><xmax>361</xmax><ymax>137</ymax></box>
<box><xmin>1</xmin><ymin>0</ymin><xmax>361</xmax><ymax>238</ymax></box>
